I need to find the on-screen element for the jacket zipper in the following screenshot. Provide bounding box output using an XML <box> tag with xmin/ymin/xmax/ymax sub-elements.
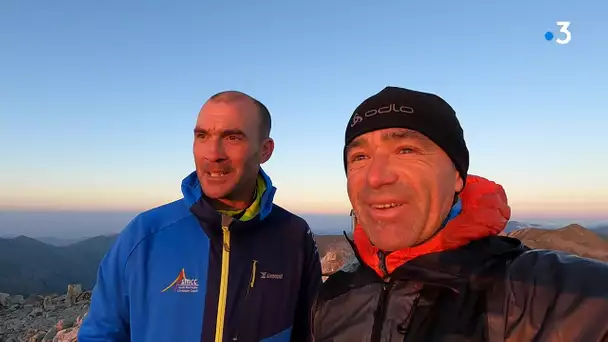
<box><xmin>371</xmin><ymin>251</ymin><xmax>391</xmax><ymax>342</ymax></box>
<box><xmin>215</xmin><ymin>214</ymin><xmax>234</xmax><ymax>342</ymax></box>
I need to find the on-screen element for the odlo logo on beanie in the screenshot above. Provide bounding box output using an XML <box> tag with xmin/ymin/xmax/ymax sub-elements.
<box><xmin>350</xmin><ymin>103</ymin><xmax>415</xmax><ymax>127</ymax></box>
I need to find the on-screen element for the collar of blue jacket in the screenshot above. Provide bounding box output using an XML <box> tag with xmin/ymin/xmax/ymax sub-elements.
<box><xmin>181</xmin><ymin>167</ymin><xmax>277</xmax><ymax>221</ymax></box>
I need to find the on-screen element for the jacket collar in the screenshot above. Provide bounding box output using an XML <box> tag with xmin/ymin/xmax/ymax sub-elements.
<box><xmin>338</xmin><ymin>231</ymin><xmax>527</xmax><ymax>294</ymax></box>
<box><xmin>181</xmin><ymin>168</ymin><xmax>277</xmax><ymax>226</ymax></box>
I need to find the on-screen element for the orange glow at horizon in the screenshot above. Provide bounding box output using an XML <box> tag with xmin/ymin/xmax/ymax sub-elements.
<box><xmin>2</xmin><ymin>198</ymin><xmax>606</xmax><ymax>220</ymax></box>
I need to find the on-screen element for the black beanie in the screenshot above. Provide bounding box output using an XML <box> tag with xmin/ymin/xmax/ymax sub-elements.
<box><xmin>343</xmin><ymin>86</ymin><xmax>469</xmax><ymax>185</ymax></box>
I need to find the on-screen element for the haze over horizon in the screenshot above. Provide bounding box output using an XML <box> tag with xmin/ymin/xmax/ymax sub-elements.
<box><xmin>1</xmin><ymin>209</ymin><xmax>606</xmax><ymax>239</ymax></box>
<box><xmin>1</xmin><ymin>1</ymin><xmax>607</xmax><ymax>226</ymax></box>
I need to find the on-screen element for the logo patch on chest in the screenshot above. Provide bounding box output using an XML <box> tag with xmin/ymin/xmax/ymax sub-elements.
<box><xmin>260</xmin><ymin>271</ymin><xmax>283</xmax><ymax>280</ymax></box>
<box><xmin>161</xmin><ymin>268</ymin><xmax>199</xmax><ymax>293</ymax></box>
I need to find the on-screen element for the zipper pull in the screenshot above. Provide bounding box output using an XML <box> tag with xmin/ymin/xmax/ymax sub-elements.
<box><xmin>377</xmin><ymin>251</ymin><xmax>389</xmax><ymax>279</ymax></box>
<box><xmin>221</xmin><ymin>214</ymin><xmax>233</xmax><ymax>252</ymax></box>
<box><xmin>221</xmin><ymin>229</ymin><xmax>230</xmax><ymax>251</ymax></box>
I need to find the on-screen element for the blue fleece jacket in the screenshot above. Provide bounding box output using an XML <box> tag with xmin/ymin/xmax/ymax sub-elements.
<box><xmin>77</xmin><ymin>169</ymin><xmax>322</xmax><ymax>342</ymax></box>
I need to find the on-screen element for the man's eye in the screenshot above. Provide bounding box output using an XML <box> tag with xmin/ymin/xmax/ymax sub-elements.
<box><xmin>399</xmin><ymin>147</ymin><xmax>415</xmax><ymax>154</ymax></box>
<box><xmin>226</xmin><ymin>135</ymin><xmax>240</xmax><ymax>141</ymax></box>
<box><xmin>351</xmin><ymin>154</ymin><xmax>367</xmax><ymax>162</ymax></box>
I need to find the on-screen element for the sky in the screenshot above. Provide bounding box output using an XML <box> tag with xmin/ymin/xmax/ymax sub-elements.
<box><xmin>1</xmin><ymin>0</ymin><xmax>607</xmax><ymax>229</ymax></box>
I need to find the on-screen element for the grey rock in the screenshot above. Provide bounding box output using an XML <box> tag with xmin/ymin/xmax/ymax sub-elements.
<box><xmin>24</xmin><ymin>295</ymin><xmax>44</xmax><ymax>307</ymax></box>
<box><xmin>29</xmin><ymin>331</ymin><xmax>46</xmax><ymax>342</ymax></box>
<box><xmin>65</xmin><ymin>284</ymin><xmax>82</xmax><ymax>307</ymax></box>
<box><xmin>0</xmin><ymin>293</ymin><xmax>10</xmax><ymax>308</ymax></box>
<box><xmin>0</xmin><ymin>290</ymin><xmax>91</xmax><ymax>342</ymax></box>
<box><xmin>42</xmin><ymin>296</ymin><xmax>54</xmax><ymax>310</ymax></box>
<box><xmin>9</xmin><ymin>295</ymin><xmax>25</xmax><ymax>305</ymax></box>
<box><xmin>42</xmin><ymin>327</ymin><xmax>57</xmax><ymax>341</ymax></box>
<box><xmin>29</xmin><ymin>307</ymin><xmax>44</xmax><ymax>317</ymax></box>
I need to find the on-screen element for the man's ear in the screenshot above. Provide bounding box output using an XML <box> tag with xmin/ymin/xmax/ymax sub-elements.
<box><xmin>454</xmin><ymin>170</ymin><xmax>464</xmax><ymax>193</ymax></box>
<box><xmin>259</xmin><ymin>138</ymin><xmax>274</xmax><ymax>164</ymax></box>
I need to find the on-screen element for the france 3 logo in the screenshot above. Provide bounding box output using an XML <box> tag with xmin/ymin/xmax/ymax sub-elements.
<box><xmin>545</xmin><ymin>21</ymin><xmax>571</xmax><ymax>45</ymax></box>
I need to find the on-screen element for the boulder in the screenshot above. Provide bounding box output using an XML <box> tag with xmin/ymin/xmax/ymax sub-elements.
<box><xmin>65</xmin><ymin>284</ymin><xmax>82</xmax><ymax>307</ymax></box>
<box><xmin>0</xmin><ymin>293</ymin><xmax>10</xmax><ymax>308</ymax></box>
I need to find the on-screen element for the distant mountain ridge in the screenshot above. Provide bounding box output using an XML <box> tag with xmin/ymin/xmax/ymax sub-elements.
<box><xmin>503</xmin><ymin>220</ymin><xmax>544</xmax><ymax>233</ymax></box>
<box><xmin>33</xmin><ymin>236</ymin><xmax>91</xmax><ymax>247</ymax></box>
<box><xmin>0</xmin><ymin>234</ymin><xmax>117</xmax><ymax>295</ymax></box>
<box><xmin>1</xmin><ymin>221</ymin><xmax>607</xmax><ymax>296</ymax></box>
<box><xmin>504</xmin><ymin>224</ymin><xmax>608</xmax><ymax>261</ymax></box>
<box><xmin>592</xmin><ymin>225</ymin><xmax>608</xmax><ymax>236</ymax></box>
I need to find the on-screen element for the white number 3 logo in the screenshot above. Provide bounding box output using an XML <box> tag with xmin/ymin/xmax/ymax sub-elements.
<box><xmin>556</xmin><ymin>21</ymin><xmax>572</xmax><ymax>45</ymax></box>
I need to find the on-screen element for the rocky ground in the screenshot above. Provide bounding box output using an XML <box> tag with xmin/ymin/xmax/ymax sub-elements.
<box><xmin>0</xmin><ymin>285</ymin><xmax>90</xmax><ymax>342</ymax></box>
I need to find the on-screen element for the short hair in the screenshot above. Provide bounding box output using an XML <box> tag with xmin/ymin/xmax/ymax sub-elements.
<box><xmin>209</xmin><ymin>90</ymin><xmax>271</xmax><ymax>139</ymax></box>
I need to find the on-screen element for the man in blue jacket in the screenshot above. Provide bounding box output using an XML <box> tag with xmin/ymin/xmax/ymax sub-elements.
<box><xmin>78</xmin><ymin>90</ymin><xmax>322</xmax><ymax>342</ymax></box>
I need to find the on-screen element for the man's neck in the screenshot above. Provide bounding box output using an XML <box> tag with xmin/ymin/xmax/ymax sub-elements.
<box><xmin>210</xmin><ymin>179</ymin><xmax>258</xmax><ymax>212</ymax></box>
<box><xmin>211</xmin><ymin>197</ymin><xmax>252</xmax><ymax>211</ymax></box>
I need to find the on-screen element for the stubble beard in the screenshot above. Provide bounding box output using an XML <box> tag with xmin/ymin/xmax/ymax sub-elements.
<box><xmin>224</xmin><ymin>149</ymin><xmax>261</xmax><ymax>204</ymax></box>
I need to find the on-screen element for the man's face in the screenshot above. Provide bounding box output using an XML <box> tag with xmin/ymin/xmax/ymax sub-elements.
<box><xmin>193</xmin><ymin>98</ymin><xmax>273</xmax><ymax>202</ymax></box>
<box><xmin>345</xmin><ymin>128</ymin><xmax>463</xmax><ymax>251</ymax></box>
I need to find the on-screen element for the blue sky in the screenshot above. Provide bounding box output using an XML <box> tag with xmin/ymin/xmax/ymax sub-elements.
<box><xmin>1</xmin><ymin>0</ymin><xmax>607</xmax><ymax>223</ymax></box>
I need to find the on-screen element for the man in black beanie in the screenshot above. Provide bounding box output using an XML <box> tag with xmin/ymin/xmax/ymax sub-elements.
<box><xmin>310</xmin><ymin>86</ymin><xmax>608</xmax><ymax>341</ymax></box>
<box><xmin>343</xmin><ymin>86</ymin><xmax>471</xmax><ymax>251</ymax></box>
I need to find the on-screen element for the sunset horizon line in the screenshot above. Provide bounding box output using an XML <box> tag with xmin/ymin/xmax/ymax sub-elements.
<box><xmin>1</xmin><ymin>207</ymin><xmax>606</xmax><ymax>222</ymax></box>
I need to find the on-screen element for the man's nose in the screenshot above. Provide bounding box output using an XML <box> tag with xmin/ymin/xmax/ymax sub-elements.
<box><xmin>366</xmin><ymin>154</ymin><xmax>398</xmax><ymax>189</ymax></box>
<box><xmin>203</xmin><ymin>139</ymin><xmax>228</xmax><ymax>162</ymax></box>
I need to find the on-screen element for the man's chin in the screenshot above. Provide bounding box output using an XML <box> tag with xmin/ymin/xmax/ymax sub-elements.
<box><xmin>369</xmin><ymin>238</ymin><xmax>406</xmax><ymax>252</ymax></box>
<box><xmin>201</xmin><ymin>185</ymin><xmax>233</xmax><ymax>200</ymax></box>
<box><xmin>364</xmin><ymin>225</ymin><xmax>420</xmax><ymax>252</ymax></box>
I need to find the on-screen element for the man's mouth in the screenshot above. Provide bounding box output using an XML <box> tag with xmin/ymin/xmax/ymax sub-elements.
<box><xmin>366</xmin><ymin>201</ymin><xmax>405</xmax><ymax>220</ymax></box>
<box><xmin>206</xmin><ymin>171</ymin><xmax>230</xmax><ymax>178</ymax></box>
<box><xmin>370</xmin><ymin>203</ymin><xmax>403</xmax><ymax>209</ymax></box>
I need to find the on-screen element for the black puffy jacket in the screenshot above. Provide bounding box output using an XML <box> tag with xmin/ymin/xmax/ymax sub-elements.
<box><xmin>311</xmin><ymin>234</ymin><xmax>608</xmax><ymax>341</ymax></box>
